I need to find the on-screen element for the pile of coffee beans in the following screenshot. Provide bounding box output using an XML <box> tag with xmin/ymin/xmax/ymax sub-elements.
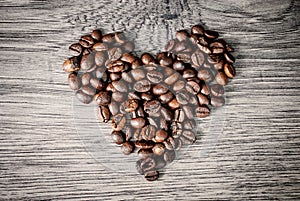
<box><xmin>62</xmin><ymin>25</ymin><xmax>236</xmax><ymax>181</ymax></box>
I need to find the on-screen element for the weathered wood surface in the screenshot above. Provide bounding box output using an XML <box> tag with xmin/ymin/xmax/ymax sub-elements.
<box><xmin>0</xmin><ymin>0</ymin><xmax>300</xmax><ymax>200</ymax></box>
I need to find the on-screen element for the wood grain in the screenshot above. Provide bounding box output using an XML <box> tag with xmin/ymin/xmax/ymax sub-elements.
<box><xmin>0</xmin><ymin>0</ymin><xmax>300</xmax><ymax>200</ymax></box>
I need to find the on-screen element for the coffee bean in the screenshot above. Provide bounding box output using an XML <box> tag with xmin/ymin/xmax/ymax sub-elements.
<box><xmin>159</xmin><ymin>54</ymin><xmax>173</xmax><ymax>67</ymax></box>
<box><xmin>159</xmin><ymin>118</ymin><xmax>169</xmax><ymax>131</ymax></box>
<box><xmin>215</xmin><ymin>71</ymin><xmax>228</xmax><ymax>86</ymax></box>
<box><xmin>111</xmin><ymin>130</ymin><xmax>125</xmax><ymax>145</ymax></box>
<box><xmin>121</xmin><ymin>72</ymin><xmax>133</xmax><ymax>83</ymax></box>
<box><xmin>121</xmin><ymin>141</ymin><xmax>134</xmax><ymax>155</ymax></box>
<box><xmin>214</xmin><ymin>60</ymin><xmax>225</xmax><ymax>70</ymax></box>
<box><xmin>168</xmin><ymin>98</ymin><xmax>180</xmax><ymax>110</ymax></box>
<box><xmin>165</xmin><ymin>73</ymin><xmax>179</xmax><ymax>85</ymax></box>
<box><xmin>68</xmin><ymin>73</ymin><xmax>81</xmax><ymax>90</ymax></box>
<box><xmin>94</xmin><ymin>51</ymin><xmax>106</xmax><ymax>66</ymax></box>
<box><xmin>158</xmin><ymin>91</ymin><xmax>174</xmax><ymax>104</ymax></box>
<box><xmin>155</xmin><ymin>129</ymin><xmax>168</xmax><ymax>142</ymax></box>
<box><xmin>174</xmin><ymin>138</ymin><xmax>183</xmax><ymax>150</ymax></box>
<box><xmin>63</xmin><ymin>57</ymin><xmax>80</xmax><ymax>72</ymax></box>
<box><xmin>183</xmin><ymin>119</ymin><xmax>196</xmax><ymax>130</ymax></box>
<box><xmin>108</xmin><ymin>47</ymin><xmax>123</xmax><ymax>61</ymax></box>
<box><xmin>224</xmin><ymin>63</ymin><xmax>236</xmax><ymax>78</ymax></box>
<box><xmin>136</xmin><ymin>157</ymin><xmax>156</xmax><ymax>174</ymax></box>
<box><xmin>210</xmin><ymin>84</ymin><xmax>224</xmax><ymax>97</ymax></box>
<box><xmin>75</xmin><ymin>90</ymin><xmax>92</xmax><ymax>104</ymax></box>
<box><xmin>200</xmin><ymin>82</ymin><xmax>210</xmax><ymax>96</ymax></box>
<box><xmin>176</xmin><ymin>90</ymin><xmax>190</xmax><ymax>105</ymax></box>
<box><xmin>97</xmin><ymin>106</ymin><xmax>110</xmax><ymax>123</ymax></box>
<box><xmin>197</xmin><ymin>68</ymin><xmax>213</xmax><ymax>83</ymax></box>
<box><xmin>165</xmin><ymin>39</ymin><xmax>176</xmax><ymax>52</ymax></box>
<box><xmin>183</xmin><ymin>105</ymin><xmax>194</xmax><ymax>119</ymax></box>
<box><xmin>144</xmin><ymin>170</ymin><xmax>159</xmax><ymax>181</ymax></box>
<box><xmin>91</xmin><ymin>29</ymin><xmax>102</xmax><ymax>41</ymax></box>
<box><xmin>134</xmin><ymin>79</ymin><xmax>151</xmax><ymax>92</ymax></box>
<box><xmin>94</xmin><ymin>91</ymin><xmax>111</xmax><ymax>105</ymax></box>
<box><xmin>122</xmin><ymin>41</ymin><xmax>135</xmax><ymax>53</ymax></box>
<box><xmin>146</xmin><ymin>70</ymin><xmax>163</xmax><ymax>83</ymax></box>
<box><xmin>79</xmin><ymin>35</ymin><xmax>94</xmax><ymax>48</ymax></box>
<box><xmin>127</xmin><ymin>92</ymin><xmax>140</xmax><ymax>100</ymax></box>
<box><xmin>131</xmin><ymin>69</ymin><xmax>146</xmax><ymax>81</ymax></box>
<box><xmin>69</xmin><ymin>43</ymin><xmax>83</xmax><ymax>56</ymax></box>
<box><xmin>131</xmin><ymin>117</ymin><xmax>146</xmax><ymax>129</ymax></box>
<box><xmin>204</xmin><ymin>30</ymin><xmax>219</xmax><ymax>39</ymax></box>
<box><xmin>174</xmin><ymin>109</ymin><xmax>185</xmax><ymax>122</ymax></box>
<box><xmin>224</xmin><ymin>52</ymin><xmax>235</xmax><ymax>63</ymax></box>
<box><xmin>107</xmin><ymin>61</ymin><xmax>126</xmax><ymax>73</ymax></box>
<box><xmin>141</xmin><ymin>92</ymin><xmax>154</xmax><ymax>101</ymax></box>
<box><xmin>115</xmin><ymin>32</ymin><xmax>126</xmax><ymax>44</ymax></box>
<box><xmin>108</xmin><ymin>101</ymin><xmax>119</xmax><ymax>116</ymax></box>
<box><xmin>109</xmin><ymin>73</ymin><xmax>121</xmax><ymax>81</ymax></box>
<box><xmin>112</xmin><ymin>91</ymin><xmax>126</xmax><ymax>102</ymax></box>
<box><xmin>111</xmin><ymin>80</ymin><xmax>128</xmax><ymax>93</ymax></box>
<box><xmin>141</xmin><ymin>53</ymin><xmax>155</xmax><ymax>65</ymax></box>
<box><xmin>138</xmin><ymin>149</ymin><xmax>153</xmax><ymax>158</ymax></box>
<box><xmin>197</xmin><ymin>44</ymin><xmax>211</xmax><ymax>55</ymax></box>
<box><xmin>152</xmin><ymin>84</ymin><xmax>168</xmax><ymax>95</ymax></box>
<box><xmin>176</xmin><ymin>52</ymin><xmax>191</xmax><ymax>63</ymax></box>
<box><xmin>80</xmin><ymin>73</ymin><xmax>91</xmax><ymax>86</ymax></box>
<box><xmin>181</xmin><ymin>130</ymin><xmax>196</xmax><ymax>145</ymax></box>
<box><xmin>123</xmin><ymin>99</ymin><xmax>139</xmax><ymax>113</ymax></box>
<box><xmin>102</xmin><ymin>33</ymin><xmax>115</xmax><ymax>44</ymax></box>
<box><xmin>198</xmin><ymin>36</ymin><xmax>209</xmax><ymax>46</ymax></box>
<box><xmin>191</xmin><ymin>24</ymin><xmax>205</xmax><ymax>35</ymax></box>
<box><xmin>164</xmin><ymin>150</ymin><xmax>176</xmax><ymax>163</ymax></box>
<box><xmin>182</xmin><ymin>69</ymin><xmax>196</xmax><ymax>79</ymax></box>
<box><xmin>173</xmin><ymin>80</ymin><xmax>185</xmax><ymax>91</ymax></box>
<box><xmin>173</xmin><ymin>60</ymin><xmax>185</xmax><ymax>71</ymax></box>
<box><xmin>195</xmin><ymin>105</ymin><xmax>210</xmax><ymax>118</ymax></box>
<box><xmin>81</xmin><ymin>85</ymin><xmax>96</xmax><ymax>96</ymax></box>
<box><xmin>121</xmin><ymin>53</ymin><xmax>136</xmax><ymax>63</ymax></box>
<box><xmin>176</xmin><ymin>30</ymin><xmax>189</xmax><ymax>41</ymax></box>
<box><xmin>95</xmin><ymin>66</ymin><xmax>107</xmax><ymax>80</ymax></box>
<box><xmin>80</xmin><ymin>54</ymin><xmax>95</xmax><ymax>72</ymax></box>
<box><xmin>160</xmin><ymin>106</ymin><xmax>173</xmax><ymax>121</ymax></box>
<box><xmin>111</xmin><ymin>114</ymin><xmax>126</xmax><ymax>131</ymax></box>
<box><xmin>152</xmin><ymin>143</ymin><xmax>165</xmax><ymax>156</ymax></box>
<box><xmin>186</xmin><ymin>80</ymin><xmax>201</xmax><ymax>94</ymax></box>
<box><xmin>197</xmin><ymin>93</ymin><xmax>209</xmax><ymax>105</ymax></box>
<box><xmin>191</xmin><ymin>51</ymin><xmax>205</xmax><ymax>68</ymax></box>
<box><xmin>92</xmin><ymin>42</ymin><xmax>108</xmax><ymax>51</ymax></box>
<box><xmin>144</xmin><ymin>100</ymin><xmax>161</xmax><ymax>116</ymax></box>
<box><xmin>210</xmin><ymin>96</ymin><xmax>225</xmax><ymax>107</ymax></box>
<box><xmin>135</xmin><ymin>140</ymin><xmax>155</xmax><ymax>149</ymax></box>
<box><xmin>141</xmin><ymin>125</ymin><xmax>156</xmax><ymax>141</ymax></box>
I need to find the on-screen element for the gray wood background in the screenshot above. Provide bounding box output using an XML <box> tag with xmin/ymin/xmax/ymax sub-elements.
<box><xmin>1</xmin><ymin>0</ymin><xmax>300</xmax><ymax>200</ymax></box>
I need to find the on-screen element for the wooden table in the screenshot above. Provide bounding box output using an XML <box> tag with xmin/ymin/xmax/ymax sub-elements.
<box><xmin>1</xmin><ymin>0</ymin><xmax>299</xmax><ymax>200</ymax></box>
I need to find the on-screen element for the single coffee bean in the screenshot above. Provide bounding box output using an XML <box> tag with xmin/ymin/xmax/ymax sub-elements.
<box><xmin>75</xmin><ymin>90</ymin><xmax>92</xmax><ymax>104</ymax></box>
<box><xmin>173</xmin><ymin>60</ymin><xmax>185</xmax><ymax>71</ymax></box>
<box><xmin>111</xmin><ymin>114</ymin><xmax>126</xmax><ymax>131</ymax></box>
<box><xmin>94</xmin><ymin>91</ymin><xmax>111</xmax><ymax>105</ymax></box>
<box><xmin>176</xmin><ymin>90</ymin><xmax>190</xmax><ymax>105</ymax></box>
<box><xmin>79</xmin><ymin>35</ymin><xmax>94</xmax><ymax>48</ymax></box>
<box><xmin>164</xmin><ymin>150</ymin><xmax>176</xmax><ymax>163</ymax></box>
<box><xmin>198</xmin><ymin>36</ymin><xmax>209</xmax><ymax>46</ymax></box>
<box><xmin>138</xmin><ymin>149</ymin><xmax>153</xmax><ymax>158</ymax></box>
<box><xmin>107</xmin><ymin>63</ymin><xmax>126</xmax><ymax>73</ymax></box>
<box><xmin>121</xmin><ymin>72</ymin><xmax>133</xmax><ymax>83</ymax></box>
<box><xmin>176</xmin><ymin>30</ymin><xmax>189</xmax><ymax>41</ymax></box>
<box><xmin>136</xmin><ymin>157</ymin><xmax>156</xmax><ymax>174</ymax></box>
<box><xmin>186</xmin><ymin>80</ymin><xmax>201</xmax><ymax>94</ymax></box>
<box><xmin>152</xmin><ymin>84</ymin><xmax>168</xmax><ymax>95</ymax></box>
<box><xmin>224</xmin><ymin>63</ymin><xmax>236</xmax><ymax>78</ymax></box>
<box><xmin>81</xmin><ymin>73</ymin><xmax>91</xmax><ymax>86</ymax></box>
<box><xmin>191</xmin><ymin>24</ymin><xmax>205</xmax><ymax>35</ymax></box>
<box><xmin>214</xmin><ymin>60</ymin><xmax>225</xmax><ymax>71</ymax></box>
<box><xmin>174</xmin><ymin>109</ymin><xmax>185</xmax><ymax>122</ymax></box>
<box><xmin>123</xmin><ymin>99</ymin><xmax>139</xmax><ymax>113</ymax></box>
<box><xmin>189</xmin><ymin>34</ymin><xmax>198</xmax><ymax>44</ymax></box>
<box><xmin>121</xmin><ymin>141</ymin><xmax>134</xmax><ymax>155</ymax></box>
<box><xmin>189</xmin><ymin>96</ymin><xmax>199</xmax><ymax>106</ymax></box>
<box><xmin>147</xmin><ymin>70</ymin><xmax>163</xmax><ymax>83</ymax></box>
<box><xmin>168</xmin><ymin>98</ymin><xmax>180</xmax><ymax>110</ymax></box>
<box><xmin>164</xmin><ymin>136</ymin><xmax>176</xmax><ymax>150</ymax></box>
<box><xmin>123</xmin><ymin>41</ymin><xmax>135</xmax><ymax>53</ymax></box>
<box><xmin>121</xmin><ymin>53</ymin><xmax>136</xmax><ymax>63</ymax></box>
<box><xmin>160</xmin><ymin>106</ymin><xmax>173</xmax><ymax>121</ymax></box>
<box><xmin>210</xmin><ymin>96</ymin><xmax>225</xmax><ymax>107</ymax></box>
<box><xmin>173</xmin><ymin>80</ymin><xmax>185</xmax><ymax>91</ymax></box>
<box><xmin>68</xmin><ymin>73</ymin><xmax>81</xmax><ymax>90</ymax></box>
<box><xmin>158</xmin><ymin>91</ymin><xmax>174</xmax><ymax>104</ymax></box>
<box><xmin>173</xmin><ymin>41</ymin><xmax>188</xmax><ymax>52</ymax></box>
<box><xmin>92</xmin><ymin>42</ymin><xmax>108</xmax><ymax>51</ymax></box>
<box><xmin>135</xmin><ymin>140</ymin><xmax>155</xmax><ymax>149</ymax></box>
<box><xmin>197</xmin><ymin>44</ymin><xmax>212</xmax><ymax>55</ymax></box>
<box><xmin>165</xmin><ymin>39</ymin><xmax>176</xmax><ymax>52</ymax></box>
<box><xmin>152</xmin><ymin>143</ymin><xmax>165</xmax><ymax>156</ymax></box>
<box><xmin>108</xmin><ymin>101</ymin><xmax>119</xmax><ymax>116</ymax></box>
<box><xmin>195</xmin><ymin>105</ymin><xmax>210</xmax><ymax>118</ymax></box>
<box><xmin>134</xmin><ymin>79</ymin><xmax>151</xmax><ymax>93</ymax></box>
<box><xmin>174</xmin><ymin>138</ymin><xmax>183</xmax><ymax>150</ymax></box>
<box><xmin>141</xmin><ymin>53</ymin><xmax>155</xmax><ymax>65</ymax></box>
<box><xmin>108</xmin><ymin>47</ymin><xmax>123</xmax><ymax>61</ymax></box>
<box><xmin>176</xmin><ymin>52</ymin><xmax>191</xmax><ymax>63</ymax></box>
<box><xmin>224</xmin><ymin>52</ymin><xmax>235</xmax><ymax>63</ymax></box>
<box><xmin>200</xmin><ymin>82</ymin><xmax>210</xmax><ymax>96</ymax></box>
<box><xmin>165</xmin><ymin>73</ymin><xmax>179</xmax><ymax>85</ymax></box>
<box><xmin>215</xmin><ymin>71</ymin><xmax>228</xmax><ymax>86</ymax></box>
<box><xmin>69</xmin><ymin>43</ymin><xmax>83</xmax><ymax>56</ymax></box>
<box><xmin>182</xmin><ymin>69</ymin><xmax>196</xmax><ymax>79</ymax></box>
<box><xmin>112</xmin><ymin>91</ymin><xmax>126</xmax><ymax>102</ymax></box>
<box><xmin>182</xmin><ymin>105</ymin><xmax>194</xmax><ymax>119</ymax></box>
<box><xmin>191</xmin><ymin>51</ymin><xmax>205</xmax><ymax>68</ymax></box>
<box><xmin>125</xmin><ymin>126</ymin><xmax>134</xmax><ymax>141</ymax></box>
<box><xmin>111</xmin><ymin>79</ymin><xmax>128</xmax><ymax>93</ymax></box>
<box><xmin>115</xmin><ymin>32</ymin><xmax>126</xmax><ymax>44</ymax></box>
<box><xmin>131</xmin><ymin>117</ymin><xmax>146</xmax><ymax>129</ymax></box>
<box><xmin>159</xmin><ymin>54</ymin><xmax>173</xmax><ymax>67</ymax></box>
<box><xmin>204</xmin><ymin>30</ymin><xmax>219</xmax><ymax>39</ymax></box>
<box><xmin>141</xmin><ymin>125</ymin><xmax>156</xmax><ymax>141</ymax></box>
<box><xmin>109</xmin><ymin>73</ymin><xmax>121</xmax><ymax>81</ymax></box>
<box><xmin>131</xmin><ymin>68</ymin><xmax>146</xmax><ymax>81</ymax></box>
<box><xmin>81</xmin><ymin>85</ymin><xmax>96</xmax><ymax>96</ymax></box>
<box><xmin>210</xmin><ymin>84</ymin><xmax>224</xmax><ymax>97</ymax></box>
<box><xmin>91</xmin><ymin>29</ymin><xmax>102</xmax><ymax>41</ymax></box>
<box><xmin>94</xmin><ymin>51</ymin><xmax>106</xmax><ymax>66</ymax></box>
<box><xmin>111</xmin><ymin>130</ymin><xmax>125</xmax><ymax>145</ymax></box>
<box><xmin>144</xmin><ymin>170</ymin><xmax>159</xmax><ymax>181</ymax></box>
<box><xmin>80</xmin><ymin>54</ymin><xmax>95</xmax><ymax>72</ymax></box>
<box><xmin>95</xmin><ymin>66</ymin><xmax>107</xmax><ymax>80</ymax></box>
<box><xmin>197</xmin><ymin>68</ymin><xmax>213</xmax><ymax>83</ymax></box>
<box><xmin>197</xmin><ymin>93</ymin><xmax>209</xmax><ymax>105</ymax></box>
<box><xmin>97</xmin><ymin>106</ymin><xmax>110</xmax><ymax>123</ymax></box>
<box><xmin>127</xmin><ymin>92</ymin><xmax>140</xmax><ymax>100</ymax></box>
<box><xmin>155</xmin><ymin>129</ymin><xmax>168</xmax><ymax>142</ymax></box>
<box><xmin>144</xmin><ymin>100</ymin><xmax>161</xmax><ymax>116</ymax></box>
<box><xmin>181</xmin><ymin>130</ymin><xmax>196</xmax><ymax>145</ymax></box>
<box><xmin>141</xmin><ymin>92</ymin><xmax>154</xmax><ymax>101</ymax></box>
<box><xmin>183</xmin><ymin>119</ymin><xmax>197</xmax><ymax>130</ymax></box>
<box><xmin>62</xmin><ymin>57</ymin><xmax>80</xmax><ymax>72</ymax></box>
<box><xmin>102</xmin><ymin>33</ymin><xmax>115</xmax><ymax>44</ymax></box>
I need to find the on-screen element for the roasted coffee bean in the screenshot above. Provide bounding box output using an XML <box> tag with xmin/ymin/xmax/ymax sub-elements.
<box><xmin>92</xmin><ymin>42</ymin><xmax>108</xmax><ymax>51</ymax></box>
<box><xmin>125</xmin><ymin>126</ymin><xmax>134</xmax><ymax>141</ymax></box>
<box><xmin>174</xmin><ymin>138</ymin><xmax>183</xmax><ymax>150</ymax></box>
<box><xmin>141</xmin><ymin>92</ymin><xmax>154</xmax><ymax>101</ymax></box>
<box><xmin>123</xmin><ymin>99</ymin><xmax>139</xmax><ymax>113</ymax></box>
<box><xmin>191</xmin><ymin>51</ymin><xmax>205</xmax><ymax>68</ymax></box>
<box><xmin>138</xmin><ymin>149</ymin><xmax>153</xmax><ymax>158</ymax></box>
<box><xmin>144</xmin><ymin>100</ymin><xmax>161</xmax><ymax>116</ymax></box>
<box><xmin>155</xmin><ymin>129</ymin><xmax>168</xmax><ymax>142</ymax></box>
<box><xmin>174</xmin><ymin>109</ymin><xmax>185</xmax><ymax>122</ymax></box>
<box><xmin>63</xmin><ymin>57</ymin><xmax>80</xmax><ymax>72</ymax></box>
<box><xmin>81</xmin><ymin>73</ymin><xmax>91</xmax><ymax>86</ymax></box>
<box><xmin>108</xmin><ymin>101</ymin><xmax>119</xmax><ymax>116</ymax></box>
<box><xmin>112</xmin><ymin>80</ymin><xmax>128</xmax><ymax>92</ymax></box>
<box><xmin>164</xmin><ymin>136</ymin><xmax>176</xmax><ymax>150</ymax></box>
<box><xmin>131</xmin><ymin>117</ymin><xmax>146</xmax><ymax>129</ymax></box>
<box><xmin>134</xmin><ymin>79</ymin><xmax>151</xmax><ymax>92</ymax></box>
<box><xmin>174</xmin><ymin>41</ymin><xmax>188</xmax><ymax>52</ymax></box>
<box><xmin>198</xmin><ymin>36</ymin><xmax>209</xmax><ymax>46</ymax></box>
<box><xmin>115</xmin><ymin>32</ymin><xmax>126</xmax><ymax>44</ymax></box>
<box><xmin>182</xmin><ymin>69</ymin><xmax>196</xmax><ymax>79</ymax></box>
<box><xmin>112</xmin><ymin>91</ymin><xmax>126</xmax><ymax>102</ymax></box>
<box><xmin>144</xmin><ymin>170</ymin><xmax>159</xmax><ymax>181</ymax></box>
<box><xmin>97</xmin><ymin>106</ymin><xmax>110</xmax><ymax>123</ymax></box>
<box><xmin>75</xmin><ymin>90</ymin><xmax>92</xmax><ymax>104</ymax></box>
<box><xmin>204</xmin><ymin>30</ymin><xmax>219</xmax><ymax>39</ymax></box>
<box><xmin>189</xmin><ymin>34</ymin><xmax>198</xmax><ymax>44</ymax></box>
<box><xmin>210</xmin><ymin>84</ymin><xmax>224</xmax><ymax>97</ymax></box>
<box><xmin>197</xmin><ymin>44</ymin><xmax>211</xmax><ymax>55</ymax></box>
<box><xmin>152</xmin><ymin>84</ymin><xmax>168</xmax><ymax>95</ymax></box>
<box><xmin>94</xmin><ymin>91</ymin><xmax>111</xmax><ymax>105</ymax></box>
<box><xmin>136</xmin><ymin>157</ymin><xmax>156</xmax><ymax>174</ymax></box>
<box><xmin>136</xmin><ymin>106</ymin><xmax>146</xmax><ymax>117</ymax></box>
<box><xmin>133</xmin><ymin>128</ymin><xmax>142</xmax><ymax>141</ymax></box>
<box><xmin>165</xmin><ymin>73</ymin><xmax>179</xmax><ymax>85</ymax></box>
<box><xmin>68</xmin><ymin>73</ymin><xmax>81</xmax><ymax>90</ymax></box>
<box><xmin>176</xmin><ymin>90</ymin><xmax>190</xmax><ymax>105</ymax></box>
<box><xmin>107</xmin><ymin>60</ymin><xmax>125</xmax><ymax>73</ymax></box>
<box><xmin>121</xmin><ymin>72</ymin><xmax>133</xmax><ymax>83</ymax></box>
<box><xmin>214</xmin><ymin>60</ymin><xmax>225</xmax><ymax>70</ymax></box>
<box><xmin>109</xmin><ymin>73</ymin><xmax>121</xmax><ymax>81</ymax></box>
<box><xmin>95</xmin><ymin>66</ymin><xmax>107</xmax><ymax>80</ymax></box>
<box><xmin>195</xmin><ymin>105</ymin><xmax>210</xmax><ymax>118</ymax></box>
<box><xmin>173</xmin><ymin>80</ymin><xmax>185</xmax><ymax>91</ymax></box>
<box><xmin>147</xmin><ymin>117</ymin><xmax>158</xmax><ymax>128</ymax></box>
<box><xmin>215</xmin><ymin>71</ymin><xmax>228</xmax><ymax>86</ymax></box>
<box><xmin>159</xmin><ymin>54</ymin><xmax>173</xmax><ymax>67</ymax></box>
<box><xmin>176</xmin><ymin>52</ymin><xmax>191</xmax><ymax>63</ymax></box>
<box><xmin>181</xmin><ymin>130</ymin><xmax>196</xmax><ymax>145</ymax></box>
<box><xmin>121</xmin><ymin>53</ymin><xmax>136</xmax><ymax>63</ymax></box>
<box><xmin>141</xmin><ymin>125</ymin><xmax>156</xmax><ymax>141</ymax></box>
<box><xmin>152</xmin><ymin>143</ymin><xmax>165</xmax><ymax>156</ymax></box>
<box><xmin>224</xmin><ymin>63</ymin><xmax>236</xmax><ymax>78</ymax></box>
<box><xmin>111</xmin><ymin>130</ymin><xmax>125</xmax><ymax>145</ymax></box>
<box><xmin>69</xmin><ymin>43</ymin><xmax>83</xmax><ymax>56</ymax></box>
<box><xmin>197</xmin><ymin>93</ymin><xmax>209</xmax><ymax>105</ymax></box>
<box><xmin>183</xmin><ymin>119</ymin><xmax>196</xmax><ymax>130</ymax></box>
<box><xmin>165</xmin><ymin>39</ymin><xmax>176</xmax><ymax>52</ymax></box>
<box><xmin>197</xmin><ymin>68</ymin><xmax>213</xmax><ymax>82</ymax></box>
<box><xmin>147</xmin><ymin>70</ymin><xmax>163</xmax><ymax>83</ymax></box>
<box><xmin>80</xmin><ymin>54</ymin><xmax>95</xmax><ymax>72</ymax></box>
<box><xmin>210</xmin><ymin>96</ymin><xmax>225</xmax><ymax>107</ymax></box>
<box><xmin>121</xmin><ymin>141</ymin><xmax>134</xmax><ymax>155</ymax></box>
<box><xmin>161</xmin><ymin>107</ymin><xmax>173</xmax><ymax>121</ymax></box>
<box><xmin>182</xmin><ymin>105</ymin><xmax>194</xmax><ymax>119</ymax></box>
<box><xmin>79</xmin><ymin>35</ymin><xmax>94</xmax><ymax>48</ymax></box>
<box><xmin>141</xmin><ymin>53</ymin><xmax>155</xmax><ymax>65</ymax></box>
<box><xmin>111</xmin><ymin>114</ymin><xmax>126</xmax><ymax>131</ymax></box>
<box><xmin>168</xmin><ymin>98</ymin><xmax>180</xmax><ymax>110</ymax></box>
<box><xmin>131</xmin><ymin>69</ymin><xmax>146</xmax><ymax>81</ymax></box>
<box><xmin>102</xmin><ymin>33</ymin><xmax>115</xmax><ymax>44</ymax></box>
<box><xmin>224</xmin><ymin>52</ymin><xmax>235</xmax><ymax>63</ymax></box>
<box><xmin>91</xmin><ymin>29</ymin><xmax>102</xmax><ymax>41</ymax></box>
<box><xmin>123</xmin><ymin>41</ymin><xmax>135</xmax><ymax>53</ymax></box>
<box><xmin>135</xmin><ymin>140</ymin><xmax>155</xmax><ymax>149</ymax></box>
<box><xmin>164</xmin><ymin>150</ymin><xmax>176</xmax><ymax>163</ymax></box>
<box><xmin>186</xmin><ymin>80</ymin><xmax>200</xmax><ymax>94</ymax></box>
<box><xmin>200</xmin><ymin>82</ymin><xmax>210</xmax><ymax>96</ymax></box>
<box><xmin>191</xmin><ymin>24</ymin><xmax>205</xmax><ymax>35</ymax></box>
<box><xmin>158</xmin><ymin>91</ymin><xmax>173</xmax><ymax>104</ymax></box>
<box><xmin>173</xmin><ymin>60</ymin><xmax>185</xmax><ymax>71</ymax></box>
<box><xmin>81</xmin><ymin>85</ymin><xmax>96</xmax><ymax>96</ymax></box>
<box><xmin>189</xmin><ymin>96</ymin><xmax>199</xmax><ymax>106</ymax></box>
<box><xmin>127</xmin><ymin>92</ymin><xmax>140</xmax><ymax>100</ymax></box>
<box><xmin>108</xmin><ymin>47</ymin><xmax>123</xmax><ymax>61</ymax></box>
<box><xmin>159</xmin><ymin>118</ymin><xmax>169</xmax><ymax>131</ymax></box>
<box><xmin>176</xmin><ymin>30</ymin><xmax>189</xmax><ymax>41</ymax></box>
<box><xmin>94</xmin><ymin>51</ymin><xmax>106</xmax><ymax>66</ymax></box>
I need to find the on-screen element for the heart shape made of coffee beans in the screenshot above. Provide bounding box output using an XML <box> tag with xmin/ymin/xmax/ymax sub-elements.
<box><xmin>62</xmin><ymin>25</ymin><xmax>236</xmax><ymax>181</ymax></box>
